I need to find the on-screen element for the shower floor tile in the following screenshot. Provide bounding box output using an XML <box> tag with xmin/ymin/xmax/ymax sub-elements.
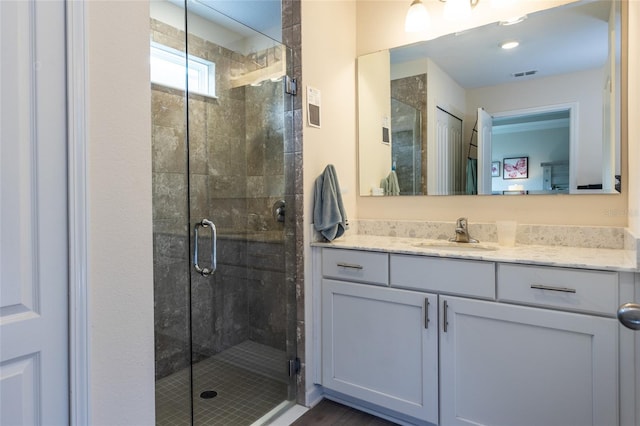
<box><xmin>156</xmin><ymin>341</ymin><xmax>289</xmax><ymax>426</ymax></box>
<box><xmin>213</xmin><ymin>340</ymin><xmax>288</xmax><ymax>382</ymax></box>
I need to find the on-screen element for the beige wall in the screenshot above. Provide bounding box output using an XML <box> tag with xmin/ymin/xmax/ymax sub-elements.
<box><xmin>302</xmin><ymin>0</ymin><xmax>358</xmax><ymax>221</ymax></box>
<box><xmin>628</xmin><ymin>0</ymin><xmax>640</xmax><ymax>234</ymax></box>
<box><xmin>301</xmin><ymin>0</ymin><xmax>357</xmax><ymax>400</ymax></box>
<box><xmin>353</xmin><ymin>0</ymin><xmax>631</xmax><ymax>226</ymax></box>
<box><xmin>358</xmin><ymin>50</ymin><xmax>392</xmax><ymax>195</ymax></box>
<box><xmin>86</xmin><ymin>1</ymin><xmax>156</xmax><ymax>424</ymax></box>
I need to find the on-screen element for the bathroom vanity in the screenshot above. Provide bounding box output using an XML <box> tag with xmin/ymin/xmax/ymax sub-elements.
<box><xmin>311</xmin><ymin>231</ymin><xmax>638</xmax><ymax>426</ymax></box>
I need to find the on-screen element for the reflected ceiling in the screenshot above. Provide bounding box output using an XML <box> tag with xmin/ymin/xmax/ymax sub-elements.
<box><xmin>390</xmin><ymin>1</ymin><xmax>611</xmax><ymax>88</ymax></box>
<box><xmin>168</xmin><ymin>0</ymin><xmax>282</xmax><ymax>40</ymax></box>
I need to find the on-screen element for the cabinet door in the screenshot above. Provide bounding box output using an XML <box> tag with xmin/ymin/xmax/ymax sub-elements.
<box><xmin>322</xmin><ymin>279</ymin><xmax>438</xmax><ymax>423</ymax></box>
<box><xmin>440</xmin><ymin>296</ymin><xmax>618</xmax><ymax>426</ymax></box>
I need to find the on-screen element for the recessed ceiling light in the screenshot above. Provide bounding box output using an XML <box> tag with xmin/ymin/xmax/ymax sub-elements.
<box><xmin>499</xmin><ymin>15</ymin><xmax>527</xmax><ymax>26</ymax></box>
<box><xmin>501</xmin><ymin>41</ymin><xmax>519</xmax><ymax>50</ymax></box>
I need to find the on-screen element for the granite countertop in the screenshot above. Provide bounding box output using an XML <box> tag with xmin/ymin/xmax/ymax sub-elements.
<box><xmin>311</xmin><ymin>234</ymin><xmax>638</xmax><ymax>272</ymax></box>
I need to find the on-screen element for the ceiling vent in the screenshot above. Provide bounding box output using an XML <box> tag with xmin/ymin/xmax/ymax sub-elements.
<box><xmin>512</xmin><ymin>70</ymin><xmax>538</xmax><ymax>78</ymax></box>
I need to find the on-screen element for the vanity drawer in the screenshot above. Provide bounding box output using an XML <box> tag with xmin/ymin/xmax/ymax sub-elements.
<box><xmin>390</xmin><ymin>254</ymin><xmax>495</xmax><ymax>299</ymax></box>
<box><xmin>497</xmin><ymin>263</ymin><xmax>618</xmax><ymax>315</ymax></box>
<box><xmin>322</xmin><ymin>248</ymin><xmax>389</xmax><ymax>286</ymax></box>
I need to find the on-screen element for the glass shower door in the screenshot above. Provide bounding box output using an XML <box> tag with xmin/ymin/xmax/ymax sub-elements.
<box><xmin>151</xmin><ymin>3</ymin><xmax>193</xmax><ymax>424</ymax></box>
<box><xmin>152</xmin><ymin>0</ymin><xmax>297</xmax><ymax>424</ymax></box>
<box><xmin>185</xmin><ymin>1</ymin><xmax>296</xmax><ymax>425</ymax></box>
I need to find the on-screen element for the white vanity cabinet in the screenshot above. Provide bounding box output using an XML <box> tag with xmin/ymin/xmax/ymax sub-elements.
<box><xmin>321</xmin><ymin>279</ymin><xmax>439</xmax><ymax>423</ymax></box>
<box><xmin>316</xmin><ymin>248</ymin><xmax>623</xmax><ymax>426</ymax></box>
<box><xmin>320</xmin><ymin>248</ymin><xmax>439</xmax><ymax>424</ymax></box>
<box><xmin>439</xmin><ymin>295</ymin><xmax>618</xmax><ymax>426</ymax></box>
<box><xmin>438</xmin><ymin>264</ymin><xmax>620</xmax><ymax>426</ymax></box>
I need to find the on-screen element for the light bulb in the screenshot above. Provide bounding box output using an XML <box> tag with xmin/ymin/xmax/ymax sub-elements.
<box><xmin>405</xmin><ymin>0</ymin><xmax>430</xmax><ymax>32</ymax></box>
<box><xmin>501</xmin><ymin>41</ymin><xmax>519</xmax><ymax>50</ymax></box>
<box><xmin>444</xmin><ymin>0</ymin><xmax>472</xmax><ymax>21</ymax></box>
<box><xmin>490</xmin><ymin>0</ymin><xmax>516</xmax><ymax>8</ymax></box>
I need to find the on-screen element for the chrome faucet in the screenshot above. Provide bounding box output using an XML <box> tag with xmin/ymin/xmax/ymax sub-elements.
<box><xmin>449</xmin><ymin>217</ymin><xmax>478</xmax><ymax>243</ymax></box>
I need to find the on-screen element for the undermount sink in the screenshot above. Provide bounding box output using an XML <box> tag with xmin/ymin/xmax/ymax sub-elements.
<box><xmin>412</xmin><ymin>241</ymin><xmax>498</xmax><ymax>251</ymax></box>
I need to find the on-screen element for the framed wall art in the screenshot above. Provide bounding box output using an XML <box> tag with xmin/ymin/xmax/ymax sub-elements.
<box><xmin>503</xmin><ymin>157</ymin><xmax>528</xmax><ymax>179</ymax></box>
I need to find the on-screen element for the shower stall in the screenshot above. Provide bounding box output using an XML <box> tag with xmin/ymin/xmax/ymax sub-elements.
<box><xmin>150</xmin><ymin>1</ymin><xmax>297</xmax><ymax>424</ymax></box>
<box><xmin>391</xmin><ymin>74</ymin><xmax>427</xmax><ymax>196</ymax></box>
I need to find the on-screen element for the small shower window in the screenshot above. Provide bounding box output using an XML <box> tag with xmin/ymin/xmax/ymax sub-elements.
<box><xmin>150</xmin><ymin>42</ymin><xmax>216</xmax><ymax>98</ymax></box>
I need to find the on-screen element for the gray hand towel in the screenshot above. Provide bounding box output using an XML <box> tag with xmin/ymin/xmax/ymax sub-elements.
<box><xmin>387</xmin><ymin>170</ymin><xmax>400</xmax><ymax>196</ymax></box>
<box><xmin>313</xmin><ymin>164</ymin><xmax>349</xmax><ymax>241</ymax></box>
<box><xmin>380</xmin><ymin>171</ymin><xmax>400</xmax><ymax>196</ymax></box>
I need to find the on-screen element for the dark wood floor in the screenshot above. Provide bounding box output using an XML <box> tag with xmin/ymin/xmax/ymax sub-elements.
<box><xmin>290</xmin><ymin>399</ymin><xmax>398</xmax><ymax>425</ymax></box>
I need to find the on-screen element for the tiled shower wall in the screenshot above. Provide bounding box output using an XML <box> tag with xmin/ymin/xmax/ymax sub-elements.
<box><xmin>391</xmin><ymin>74</ymin><xmax>427</xmax><ymax>195</ymax></box>
<box><xmin>151</xmin><ymin>16</ymin><xmax>294</xmax><ymax>381</ymax></box>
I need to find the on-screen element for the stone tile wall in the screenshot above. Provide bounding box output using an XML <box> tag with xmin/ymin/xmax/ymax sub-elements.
<box><xmin>391</xmin><ymin>75</ymin><xmax>427</xmax><ymax>195</ymax></box>
<box><xmin>356</xmin><ymin>219</ymin><xmax>627</xmax><ymax>249</ymax></box>
<box><xmin>282</xmin><ymin>0</ymin><xmax>305</xmax><ymax>404</ymax></box>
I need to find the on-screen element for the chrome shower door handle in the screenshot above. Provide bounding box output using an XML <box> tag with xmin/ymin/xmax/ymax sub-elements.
<box><xmin>194</xmin><ymin>219</ymin><xmax>217</xmax><ymax>276</ymax></box>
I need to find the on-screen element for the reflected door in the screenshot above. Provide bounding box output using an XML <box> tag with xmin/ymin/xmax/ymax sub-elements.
<box><xmin>477</xmin><ymin>108</ymin><xmax>493</xmax><ymax>195</ymax></box>
<box><xmin>432</xmin><ymin>108</ymin><xmax>464</xmax><ymax>195</ymax></box>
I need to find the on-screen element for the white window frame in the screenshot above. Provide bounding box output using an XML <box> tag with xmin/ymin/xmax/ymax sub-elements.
<box><xmin>150</xmin><ymin>41</ymin><xmax>216</xmax><ymax>98</ymax></box>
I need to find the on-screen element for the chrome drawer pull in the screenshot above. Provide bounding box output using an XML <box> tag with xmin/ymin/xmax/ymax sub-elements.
<box><xmin>531</xmin><ymin>284</ymin><xmax>576</xmax><ymax>294</ymax></box>
<box><xmin>336</xmin><ymin>262</ymin><xmax>364</xmax><ymax>270</ymax></box>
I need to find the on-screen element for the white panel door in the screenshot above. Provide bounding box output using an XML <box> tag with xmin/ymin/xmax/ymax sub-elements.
<box><xmin>448</xmin><ymin>114</ymin><xmax>463</xmax><ymax>194</ymax></box>
<box><xmin>322</xmin><ymin>279</ymin><xmax>438</xmax><ymax>424</ymax></box>
<box><xmin>440</xmin><ymin>296</ymin><xmax>618</xmax><ymax>426</ymax></box>
<box><xmin>433</xmin><ymin>108</ymin><xmax>463</xmax><ymax>195</ymax></box>
<box><xmin>477</xmin><ymin>108</ymin><xmax>493</xmax><ymax>195</ymax></box>
<box><xmin>0</xmin><ymin>1</ymin><xmax>69</xmax><ymax>424</ymax></box>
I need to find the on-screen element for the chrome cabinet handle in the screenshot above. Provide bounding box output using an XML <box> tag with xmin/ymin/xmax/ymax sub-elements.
<box><xmin>424</xmin><ymin>297</ymin><xmax>430</xmax><ymax>329</ymax></box>
<box><xmin>531</xmin><ymin>284</ymin><xmax>576</xmax><ymax>294</ymax></box>
<box><xmin>617</xmin><ymin>303</ymin><xmax>640</xmax><ymax>330</ymax></box>
<box><xmin>336</xmin><ymin>262</ymin><xmax>363</xmax><ymax>270</ymax></box>
<box><xmin>443</xmin><ymin>300</ymin><xmax>449</xmax><ymax>333</ymax></box>
<box><xmin>194</xmin><ymin>219</ymin><xmax>216</xmax><ymax>276</ymax></box>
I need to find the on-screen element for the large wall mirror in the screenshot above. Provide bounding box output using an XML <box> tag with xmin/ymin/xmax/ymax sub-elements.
<box><xmin>357</xmin><ymin>0</ymin><xmax>622</xmax><ymax>196</ymax></box>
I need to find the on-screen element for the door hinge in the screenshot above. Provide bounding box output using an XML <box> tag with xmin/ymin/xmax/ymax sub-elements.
<box><xmin>285</xmin><ymin>76</ymin><xmax>297</xmax><ymax>96</ymax></box>
<box><xmin>288</xmin><ymin>357</ymin><xmax>301</xmax><ymax>377</ymax></box>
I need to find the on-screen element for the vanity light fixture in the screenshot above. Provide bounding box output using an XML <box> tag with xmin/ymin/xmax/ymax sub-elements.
<box><xmin>405</xmin><ymin>0</ymin><xmax>479</xmax><ymax>32</ymax></box>
<box><xmin>490</xmin><ymin>0</ymin><xmax>517</xmax><ymax>9</ymax></box>
<box><xmin>501</xmin><ymin>40</ymin><xmax>519</xmax><ymax>50</ymax></box>
<box><xmin>443</xmin><ymin>0</ymin><xmax>478</xmax><ymax>21</ymax></box>
<box><xmin>405</xmin><ymin>0</ymin><xmax>430</xmax><ymax>32</ymax></box>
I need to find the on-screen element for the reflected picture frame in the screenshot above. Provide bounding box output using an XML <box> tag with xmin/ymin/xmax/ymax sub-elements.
<box><xmin>491</xmin><ymin>161</ymin><xmax>500</xmax><ymax>177</ymax></box>
<box><xmin>503</xmin><ymin>157</ymin><xmax>528</xmax><ymax>179</ymax></box>
<box><xmin>502</xmin><ymin>190</ymin><xmax>529</xmax><ymax>195</ymax></box>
